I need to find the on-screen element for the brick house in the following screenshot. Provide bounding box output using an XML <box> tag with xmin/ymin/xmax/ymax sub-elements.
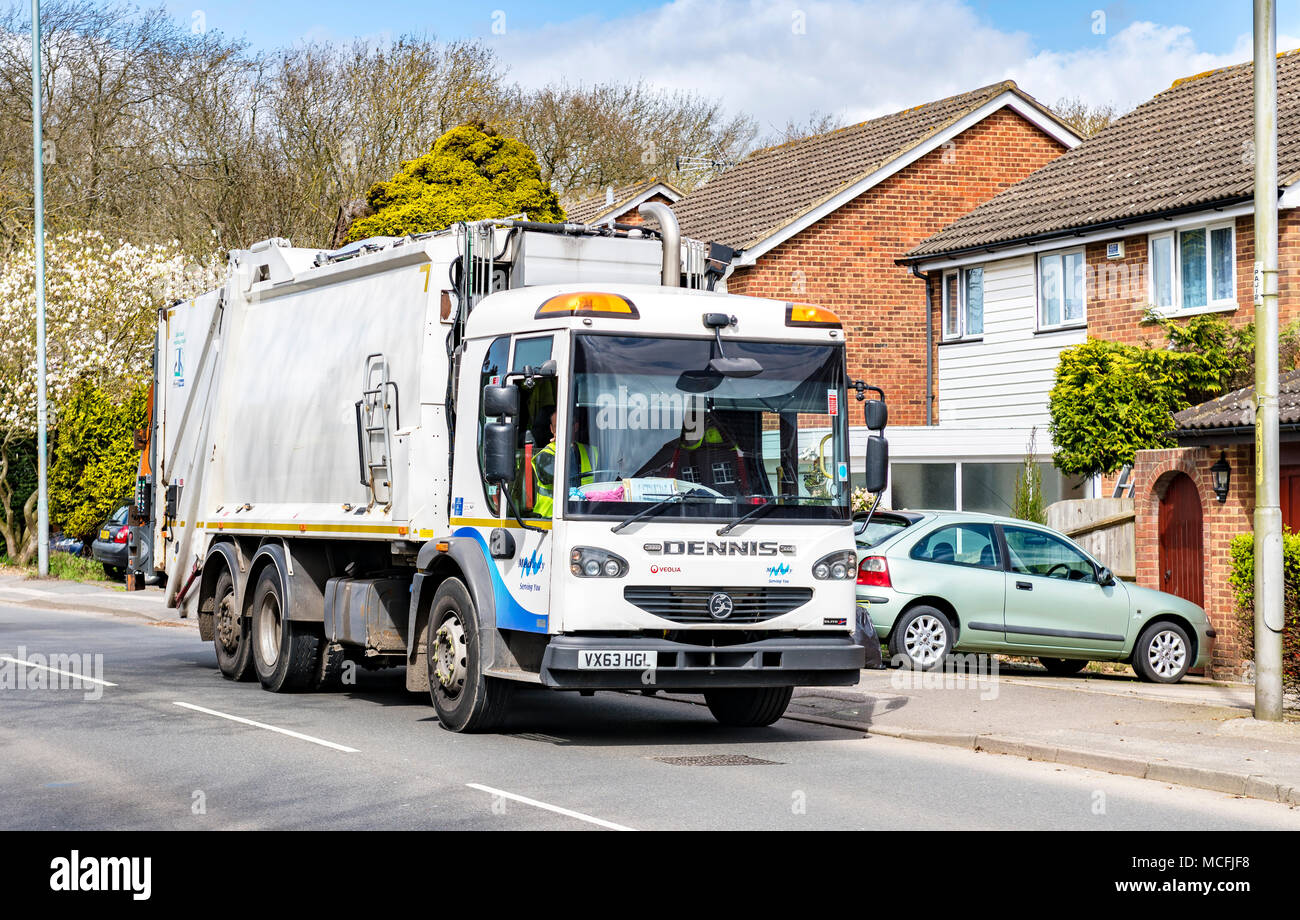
<box><xmin>902</xmin><ymin>52</ymin><xmax>1300</xmax><ymax>677</ymax></box>
<box><xmin>671</xmin><ymin>81</ymin><xmax>1079</xmax><ymax>462</ymax></box>
<box><xmin>1131</xmin><ymin>372</ymin><xmax>1300</xmax><ymax>678</ymax></box>
<box><xmin>564</xmin><ymin>179</ymin><xmax>684</xmax><ymax>227</ymax></box>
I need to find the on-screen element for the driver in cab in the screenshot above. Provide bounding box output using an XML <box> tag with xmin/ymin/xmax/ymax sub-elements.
<box><xmin>532</xmin><ymin>408</ymin><xmax>598</xmax><ymax>517</ymax></box>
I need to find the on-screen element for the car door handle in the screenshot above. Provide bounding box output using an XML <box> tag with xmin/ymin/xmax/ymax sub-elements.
<box><xmin>1016</xmin><ymin>581</ymin><xmax>1033</xmax><ymax>591</ymax></box>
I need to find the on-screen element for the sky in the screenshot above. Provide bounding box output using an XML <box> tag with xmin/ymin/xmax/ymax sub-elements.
<box><xmin>158</xmin><ymin>0</ymin><xmax>1300</xmax><ymax>129</ymax></box>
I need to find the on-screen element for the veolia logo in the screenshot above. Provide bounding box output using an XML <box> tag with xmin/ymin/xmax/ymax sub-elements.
<box><xmin>519</xmin><ymin>549</ymin><xmax>544</xmax><ymax>577</ymax></box>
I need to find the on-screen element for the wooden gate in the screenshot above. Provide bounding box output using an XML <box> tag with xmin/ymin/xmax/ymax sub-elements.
<box><xmin>1158</xmin><ymin>472</ymin><xmax>1204</xmax><ymax>606</ymax></box>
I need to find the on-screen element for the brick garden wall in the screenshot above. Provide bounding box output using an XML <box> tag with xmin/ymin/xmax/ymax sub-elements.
<box><xmin>1132</xmin><ymin>443</ymin><xmax>1254</xmax><ymax>679</ymax></box>
<box><xmin>724</xmin><ymin>108</ymin><xmax>1068</xmax><ymax>426</ymax></box>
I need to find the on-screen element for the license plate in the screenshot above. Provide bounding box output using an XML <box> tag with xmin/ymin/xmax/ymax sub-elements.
<box><xmin>100</xmin><ymin>530</ymin><xmax>110</xmax><ymax>540</ymax></box>
<box><xmin>577</xmin><ymin>650</ymin><xmax>657</xmax><ymax>670</ymax></box>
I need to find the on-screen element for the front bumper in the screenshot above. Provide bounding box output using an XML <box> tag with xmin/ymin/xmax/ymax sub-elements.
<box><xmin>539</xmin><ymin>633</ymin><xmax>868</xmax><ymax>690</ymax></box>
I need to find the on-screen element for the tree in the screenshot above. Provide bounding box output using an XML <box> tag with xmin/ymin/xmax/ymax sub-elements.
<box><xmin>1051</xmin><ymin>96</ymin><xmax>1120</xmax><ymax>138</ymax></box>
<box><xmin>1048</xmin><ymin>313</ymin><xmax>1300</xmax><ymax>478</ymax></box>
<box><xmin>0</xmin><ymin>232</ymin><xmax>214</xmax><ymax>563</ymax></box>
<box><xmin>344</xmin><ymin>124</ymin><xmax>564</xmax><ymax>241</ymax></box>
<box><xmin>49</xmin><ymin>382</ymin><xmax>148</xmax><ymax>540</ymax></box>
<box><xmin>501</xmin><ymin>81</ymin><xmax>756</xmax><ymax>199</ymax></box>
<box><xmin>1011</xmin><ymin>429</ymin><xmax>1046</xmax><ymax>524</ymax></box>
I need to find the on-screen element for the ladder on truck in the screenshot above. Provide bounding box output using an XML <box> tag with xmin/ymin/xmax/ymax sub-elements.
<box><xmin>356</xmin><ymin>353</ymin><xmax>399</xmax><ymax>510</ymax></box>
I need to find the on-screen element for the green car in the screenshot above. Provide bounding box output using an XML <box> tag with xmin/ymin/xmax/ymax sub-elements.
<box><xmin>853</xmin><ymin>510</ymin><xmax>1215</xmax><ymax>683</ymax></box>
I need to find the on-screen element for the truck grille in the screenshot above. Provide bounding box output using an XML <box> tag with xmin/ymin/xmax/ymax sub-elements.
<box><xmin>623</xmin><ymin>586</ymin><xmax>813</xmax><ymax>624</ymax></box>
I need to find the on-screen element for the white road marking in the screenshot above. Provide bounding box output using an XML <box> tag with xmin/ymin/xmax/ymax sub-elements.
<box><xmin>466</xmin><ymin>783</ymin><xmax>634</xmax><ymax>831</ymax></box>
<box><xmin>0</xmin><ymin>654</ymin><xmax>117</xmax><ymax>687</ymax></box>
<box><xmin>173</xmin><ymin>701</ymin><xmax>359</xmax><ymax>753</ymax></box>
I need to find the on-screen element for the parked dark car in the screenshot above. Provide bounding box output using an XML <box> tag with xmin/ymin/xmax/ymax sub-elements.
<box><xmin>91</xmin><ymin>503</ymin><xmax>132</xmax><ymax>579</ymax></box>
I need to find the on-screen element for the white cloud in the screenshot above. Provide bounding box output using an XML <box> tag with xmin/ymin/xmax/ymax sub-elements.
<box><xmin>488</xmin><ymin>1</ymin><xmax>1298</xmax><ymax>127</ymax></box>
<box><xmin>1009</xmin><ymin>21</ymin><xmax>1300</xmax><ymax>112</ymax></box>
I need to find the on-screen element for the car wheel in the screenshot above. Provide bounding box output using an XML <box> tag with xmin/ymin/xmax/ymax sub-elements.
<box><xmin>889</xmin><ymin>605</ymin><xmax>953</xmax><ymax>671</ymax></box>
<box><xmin>1039</xmin><ymin>657</ymin><xmax>1088</xmax><ymax>676</ymax></box>
<box><xmin>1133</xmin><ymin>621</ymin><xmax>1192</xmax><ymax>683</ymax></box>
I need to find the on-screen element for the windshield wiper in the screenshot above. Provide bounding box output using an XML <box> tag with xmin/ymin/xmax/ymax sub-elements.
<box><xmin>611</xmin><ymin>490</ymin><xmax>706</xmax><ymax>534</ymax></box>
<box><xmin>716</xmin><ymin>499</ymin><xmax>780</xmax><ymax>536</ymax></box>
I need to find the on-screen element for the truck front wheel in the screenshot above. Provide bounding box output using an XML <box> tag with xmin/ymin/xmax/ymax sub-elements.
<box><xmin>251</xmin><ymin>564</ymin><xmax>320</xmax><ymax>692</ymax></box>
<box><xmin>426</xmin><ymin>578</ymin><xmax>512</xmax><ymax>733</ymax></box>
<box><xmin>703</xmin><ymin>686</ymin><xmax>793</xmax><ymax>727</ymax></box>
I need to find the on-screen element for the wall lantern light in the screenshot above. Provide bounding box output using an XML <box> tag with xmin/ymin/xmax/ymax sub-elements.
<box><xmin>1210</xmin><ymin>452</ymin><xmax>1231</xmax><ymax>504</ymax></box>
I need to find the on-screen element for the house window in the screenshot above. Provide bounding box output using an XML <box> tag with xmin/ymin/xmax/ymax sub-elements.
<box><xmin>941</xmin><ymin>266</ymin><xmax>984</xmax><ymax>340</ymax></box>
<box><xmin>1149</xmin><ymin>222</ymin><xmax>1236</xmax><ymax>313</ymax></box>
<box><xmin>1038</xmin><ymin>249</ymin><xmax>1085</xmax><ymax>329</ymax></box>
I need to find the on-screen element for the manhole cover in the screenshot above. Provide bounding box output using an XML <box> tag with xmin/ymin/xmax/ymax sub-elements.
<box><xmin>652</xmin><ymin>754</ymin><xmax>782</xmax><ymax>766</ymax></box>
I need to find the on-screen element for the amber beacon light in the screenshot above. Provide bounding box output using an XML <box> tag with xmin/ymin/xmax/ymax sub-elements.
<box><xmin>785</xmin><ymin>302</ymin><xmax>842</xmax><ymax>328</ymax></box>
<box><xmin>535</xmin><ymin>291</ymin><xmax>640</xmax><ymax>319</ymax></box>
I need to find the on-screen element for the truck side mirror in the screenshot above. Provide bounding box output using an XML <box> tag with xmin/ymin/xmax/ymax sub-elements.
<box><xmin>483</xmin><ymin>384</ymin><xmax>519</xmax><ymax>418</ymax></box>
<box><xmin>484</xmin><ymin>421</ymin><xmax>517</xmax><ymax>484</ymax></box>
<box><xmin>863</xmin><ymin>399</ymin><xmax>887</xmax><ymax>432</ymax></box>
<box><xmin>865</xmin><ymin>436</ymin><xmax>889</xmax><ymax>494</ymax></box>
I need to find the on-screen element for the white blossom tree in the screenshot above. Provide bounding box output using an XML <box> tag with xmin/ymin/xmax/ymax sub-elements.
<box><xmin>0</xmin><ymin>232</ymin><xmax>217</xmax><ymax>563</ymax></box>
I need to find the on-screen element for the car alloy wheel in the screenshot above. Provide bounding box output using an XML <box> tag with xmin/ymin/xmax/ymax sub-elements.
<box><xmin>903</xmin><ymin>614</ymin><xmax>948</xmax><ymax>668</ymax></box>
<box><xmin>1146</xmin><ymin>629</ymin><xmax>1187</xmax><ymax>681</ymax></box>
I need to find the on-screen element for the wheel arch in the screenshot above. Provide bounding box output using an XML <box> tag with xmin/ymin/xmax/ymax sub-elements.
<box><xmin>198</xmin><ymin>540</ymin><xmax>244</xmax><ymax>642</ymax></box>
<box><xmin>406</xmin><ymin>538</ymin><xmax>504</xmax><ymax>692</ymax></box>
<box><xmin>1129</xmin><ymin>613</ymin><xmax>1199</xmax><ymax>665</ymax></box>
<box><xmin>242</xmin><ymin>539</ymin><xmax>330</xmax><ymax>624</ymax></box>
<box><xmin>897</xmin><ymin>595</ymin><xmax>961</xmax><ymax>640</ymax></box>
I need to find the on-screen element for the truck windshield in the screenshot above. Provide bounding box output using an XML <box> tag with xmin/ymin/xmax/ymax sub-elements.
<box><xmin>564</xmin><ymin>333</ymin><xmax>850</xmax><ymax>523</ymax></box>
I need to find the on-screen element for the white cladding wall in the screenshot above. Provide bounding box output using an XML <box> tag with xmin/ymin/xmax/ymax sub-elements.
<box><xmin>936</xmin><ymin>254</ymin><xmax>1085</xmax><ymax>429</ymax></box>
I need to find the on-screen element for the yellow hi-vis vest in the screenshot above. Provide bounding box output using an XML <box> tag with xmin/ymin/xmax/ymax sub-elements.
<box><xmin>533</xmin><ymin>441</ymin><xmax>596</xmax><ymax>517</ymax></box>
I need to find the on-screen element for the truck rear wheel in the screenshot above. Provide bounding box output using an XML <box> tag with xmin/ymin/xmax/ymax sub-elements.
<box><xmin>703</xmin><ymin>686</ymin><xmax>793</xmax><ymax>727</ymax></box>
<box><xmin>426</xmin><ymin>577</ymin><xmax>512</xmax><ymax>733</ymax></box>
<box><xmin>212</xmin><ymin>569</ymin><xmax>254</xmax><ymax>681</ymax></box>
<box><xmin>251</xmin><ymin>564</ymin><xmax>320</xmax><ymax>692</ymax></box>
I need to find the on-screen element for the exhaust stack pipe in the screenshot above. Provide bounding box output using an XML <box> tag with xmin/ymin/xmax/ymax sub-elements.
<box><xmin>639</xmin><ymin>201</ymin><xmax>681</xmax><ymax>287</ymax></box>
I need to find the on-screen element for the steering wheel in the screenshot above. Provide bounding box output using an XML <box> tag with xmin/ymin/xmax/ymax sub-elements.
<box><xmin>1044</xmin><ymin>563</ymin><xmax>1072</xmax><ymax>579</ymax></box>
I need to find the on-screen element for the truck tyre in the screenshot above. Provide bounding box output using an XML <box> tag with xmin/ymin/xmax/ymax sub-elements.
<box><xmin>703</xmin><ymin>686</ymin><xmax>793</xmax><ymax>727</ymax></box>
<box><xmin>426</xmin><ymin>577</ymin><xmax>512</xmax><ymax>733</ymax></box>
<box><xmin>1132</xmin><ymin>620</ymin><xmax>1192</xmax><ymax>684</ymax></box>
<box><xmin>1039</xmin><ymin>657</ymin><xmax>1088</xmax><ymax>676</ymax></box>
<box><xmin>212</xmin><ymin>569</ymin><xmax>254</xmax><ymax>681</ymax></box>
<box><xmin>251</xmin><ymin>564</ymin><xmax>320</xmax><ymax>692</ymax></box>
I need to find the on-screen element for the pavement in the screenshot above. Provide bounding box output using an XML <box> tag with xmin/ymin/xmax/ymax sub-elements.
<box><xmin>4</xmin><ymin>570</ymin><xmax>1299</xmax><ymax>808</ymax></box>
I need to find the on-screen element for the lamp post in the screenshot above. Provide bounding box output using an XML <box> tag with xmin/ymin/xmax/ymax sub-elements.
<box><xmin>30</xmin><ymin>0</ymin><xmax>49</xmax><ymax>577</ymax></box>
<box><xmin>1253</xmin><ymin>0</ymin><xmax>1284</xmax><ymax>721</ymax></box>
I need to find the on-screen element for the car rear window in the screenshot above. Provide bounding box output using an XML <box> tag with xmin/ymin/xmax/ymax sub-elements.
<box><xmin>854</xmin><ymin>514</ymin><xmax>913</xmax><ymax>548</ymax></box>
<box><xmin>910</xmin><ymin>523</ymin><xmax>1001</xmax><ymax>569</ymax></box>
<box><xmin>111</xmin><ymin>505</ymin><xmax>130</xmax><ymax>525</ymax></box>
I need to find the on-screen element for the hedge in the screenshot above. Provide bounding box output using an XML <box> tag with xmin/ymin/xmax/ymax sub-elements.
<box><xmin>1228</xmin><ymin>531</ymin><xmax>1300</xmax><ymax>693</ymax></box>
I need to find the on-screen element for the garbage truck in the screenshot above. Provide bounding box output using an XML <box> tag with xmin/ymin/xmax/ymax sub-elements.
<box><xmin>138</xmin><ymin>203</ymin><xmax>890</xmax><ymax>731</ymax></box>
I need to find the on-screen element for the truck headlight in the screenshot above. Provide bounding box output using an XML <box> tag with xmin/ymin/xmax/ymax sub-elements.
<box><xmin>570</xmin><ymin>547</ymin><xmax>629</xmax><ymax>578</ymax></box>
<box><xmin>812</xmin><ymin>550</ymin><xmax>856</xmax><ymax>580</ymax></box>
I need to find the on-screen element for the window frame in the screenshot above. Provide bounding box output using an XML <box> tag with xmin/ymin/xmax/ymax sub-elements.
<box><xmin>940</xmin><ymin>265</ymin><xmax>985</xmax><ymax>342</ymax></box>
<box><xmin>1036</xmin><ymin>247</ymin><xmax>1087</xmax><ymax>331</ymax></box>
<box><xmin>1147</xmin><ymin>220</ymin><xmax>1237</xmax><ymax>316</ymax></box>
